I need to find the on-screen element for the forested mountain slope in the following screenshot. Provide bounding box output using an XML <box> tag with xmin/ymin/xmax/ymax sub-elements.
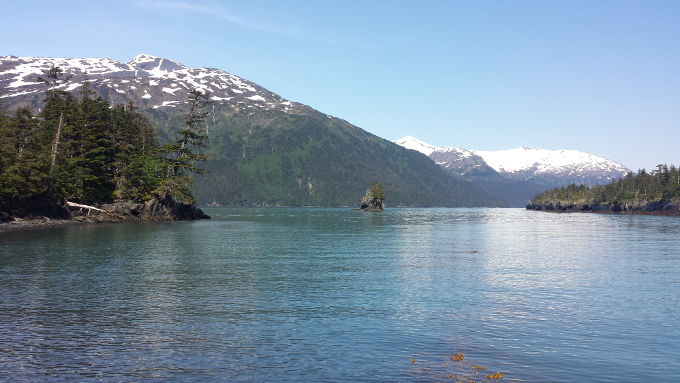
<box><xmin>1</xmin><ymin>54</ymin><xmax>500</xmax><ymax>207</ymax></box>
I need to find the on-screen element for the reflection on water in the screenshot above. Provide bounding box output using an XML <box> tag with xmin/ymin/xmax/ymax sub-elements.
<box><xmin>1</xmin><ymin>208</ymin><xmax>679</xmax><ymax>382</ymax></box>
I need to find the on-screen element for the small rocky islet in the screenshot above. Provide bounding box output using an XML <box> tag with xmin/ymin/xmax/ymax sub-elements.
<box><xmin>358</xmin><ymin>182</ymin><xmax>385</xmax><ymax>211</ymax></box>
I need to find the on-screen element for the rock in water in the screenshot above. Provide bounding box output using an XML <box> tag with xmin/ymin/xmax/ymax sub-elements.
<box><xmin>360</xmin><ymin>182</ymin><xmax>385</xmax><ymax>211</ymax></box>
<box><xmin>100</xmin><ymin>194</ymin><xmax>210</xmax><ymax>221</ymax></box>
<box><xmin>140</xmin><ymin>194</ymin><xmax>211</xmax><ymax>221</ymax></box>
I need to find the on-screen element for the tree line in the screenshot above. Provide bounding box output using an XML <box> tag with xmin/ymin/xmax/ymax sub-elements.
<box><xmin>0</xmin><ymin>66</ymin><xmax>210</xmax><ymax>206</ymax></box>
<box><xmin>532</xmin><ymin>165</ymin><xmax>680</xmax><ymax>204</ymax></box>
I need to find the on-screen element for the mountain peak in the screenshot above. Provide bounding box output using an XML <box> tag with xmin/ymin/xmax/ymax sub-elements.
<box><xmin>129</xmin><ymin>53</ymin><xmax>158</xmax><ymax>63</ymax></box>
<box><xmin>0</xmin><ymin>54</ymin><xmax>311</xmax><ymax>115</ymax></box>
<box><xmin>395</xmin><ymin>136</ymin><xmax>629</xmax><ymax>184</ymax></box>
<box><xmin>128</xmin><ymin>54</ymin><xmax>186</xmax><ymax>73</ymax></box>
<box><xmin>394</xmin><ymin>136</ymin><xmax>441</xmax><ymax>156</ymax></box>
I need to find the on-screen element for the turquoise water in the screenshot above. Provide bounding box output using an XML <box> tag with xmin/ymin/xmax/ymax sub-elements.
<box><xmin>1</xmin><ymin>208</ymin><xmax>679</xmax><ymax>382</ymax></box>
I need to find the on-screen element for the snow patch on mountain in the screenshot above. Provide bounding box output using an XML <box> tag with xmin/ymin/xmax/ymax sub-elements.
<box><xmin>473</xmin><ymin>146</ymin><xmax>628</xmax><ymax>177</ymax></box>
<box><xmin>395</xmin><ymin>136</ymin><xmax>629</xmax><ymax>183</ymax></box>
<box><xmin>0</xmin><ymin>54</ymin><xmax>308</xmax><ymax>114</ymax></box>
<box><xmin>393</xmin><ymin>136</ymin><xmax>440</xmax><ymax>156</ymax></box>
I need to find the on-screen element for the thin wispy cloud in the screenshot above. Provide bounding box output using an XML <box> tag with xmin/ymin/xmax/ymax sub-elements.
<box><xmin>132</xmin><ymin>0</ymin><xmax>358</xmax><ymax>46</ymax></box>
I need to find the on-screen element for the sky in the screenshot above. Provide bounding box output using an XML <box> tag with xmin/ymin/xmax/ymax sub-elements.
<box><xmin>2</xmin><ymin>0</ymin><xmax>678</xmax><ymax>170</ymax></box>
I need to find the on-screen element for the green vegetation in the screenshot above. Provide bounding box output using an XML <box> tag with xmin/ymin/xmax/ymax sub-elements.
<box><xmin>368</xmin><ymin>181</ymin><xmax>385</xmax><ymax>201</ymax></box>
<box><xmin>531</xmin><ymin>165</ymin><xmax>680</xmax><ymax>204</ymax></box>
<box><xmin>1</xmin><ymin>65</ymin><xmax>502</xmax><ymax>208</ymax></box>
<box><xmin>156</xmin><ymin>89</ymin><xmax>212</xmax><ymax>203</ymax></box>
<box><xmin>146</xmin><ymin>107</ymin><xmax>500</xmax><ymax>207</ymax></box>
<box><xmin>0</xmin><ymin>66</ymin><xmax>208</xmax><ymax>208</ymax></box>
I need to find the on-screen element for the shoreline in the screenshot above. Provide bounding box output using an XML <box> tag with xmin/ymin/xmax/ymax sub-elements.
<box><xmin>1</xmin><ymin>196</ymin><xmax>210</xmax><ymax>234</ymax></box>
<box><xmin>0</xmin><ymin>217</ymin><xmax>80</xmax><ymax>233</ymax></box>
<box><xmin>526</xmin><ymin>199</ymin><xmax>680</xmax><ymax>216</ymax></box>
<box><xmin>528</xmin><ymin>208</ymin><xmax>680</xmax><ymax>217</ymax></box>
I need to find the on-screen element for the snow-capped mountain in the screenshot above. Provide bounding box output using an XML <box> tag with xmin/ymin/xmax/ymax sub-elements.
<box><xmin>0</xmin><ymin>54</ymin><xmax>307</xmax><ymax>114</ymax></box>
<box><xmin>0</xmin><ymin>54</ymin><xmax>504</xmax><ymax>207</ymax></box>
<box><xmin>473</xmin><ymin>146</ymin><xmax>629</xmax><ymax>182</ymax></box>
<box><xmin>393</xmin><ymin>136</ymin><xmax>439</xmax><ymax>156</ymax></box>
<box><xmin>394</xmin><ymin>137</ymin><xmax>496</xmax><ymax>177</ymax></box>
<box><xmin>395</xmin><ymin>136</ymin><xmax>629</xmax><ymax>185</ymax></box>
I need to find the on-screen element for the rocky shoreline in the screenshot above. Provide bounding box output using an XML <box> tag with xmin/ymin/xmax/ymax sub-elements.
<box><xmin>526</xmin><ymin>198</ymin><xmax>680</xmax><ymax>216</ymax></box>
<box><xmin>1</xmin><ymin>194</ymin><xmax>210</xmax><ymax>233</ymax></box>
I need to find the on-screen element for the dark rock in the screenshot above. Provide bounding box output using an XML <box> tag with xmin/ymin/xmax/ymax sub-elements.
<box><xmin>0</xmin><ymin>194</ymin><xmax>71</xmax><ymax>220</ymax></box>
<box><xmin>527</xmin><ymin>198</ymin><xmax>680</xmax><ymax>215</ymax></box>
<box><xmin>360</xmin><ymin>192</ymin><xmax>384</xmax><ymax>211</ymax></box>
<box><xmin>140</xmin><ymin>194</ymin><xmax>211</xmax><ymax>221</ymax></box>
<box><xmin>0</xmin><ymin>211</ymin><xmax>14</xmax><ymax>223</ymax></box>
<box><xmin>78</xmin><ymin>195</ymin><xmax>210</xmax><ymax>222</ymax></box>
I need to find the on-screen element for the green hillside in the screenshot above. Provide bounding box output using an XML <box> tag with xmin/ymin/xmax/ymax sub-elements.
<box><xmin>148</xmin><ymin>106</ymin><xmax>500</xmax><ymax>207</ymax></box>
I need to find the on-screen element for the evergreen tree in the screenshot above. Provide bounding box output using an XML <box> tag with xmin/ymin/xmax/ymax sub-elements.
<box><xmin>70</xmin><ymin>82</ymin><xmax>116</xmax><ymax>202</ymax></box>
<box><xmin>37</xmin><ymin>65</ymin><xmax>73</xmax><ymax>171</ymax></box>
<box><xmin>40</xmin><ymin>89</ymin><xmax>80</xmax><ymax>197</ymax></box>
<box><xmin>532</xmin><ymin>165</ymin><xmax>680</xmax><ymax>204</ymax></box>
<box><xmin>1</xmin><ymin>75</ymin><xmax>205</xmax><ymax>209</ymax></box>
<box><xmin>0</xmin><ymin>108</ymin><xmax>50</xmax><ymax>198</ymax></box>
<box><xmin>111</xmin><ymin>103</ymin><xmax>162</xmax><ymax>201</ymax></box>
<box><xmin>157</xmin><ymin>89</ymin><xmax>212</xmax><ymax>202</ymax></box>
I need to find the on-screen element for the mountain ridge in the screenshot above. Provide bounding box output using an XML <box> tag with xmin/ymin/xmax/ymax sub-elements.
<box><xmin>0</xmin><ymin>54</ymin><xmax>501</xmax><ymax>207</ymax></box>
<box><xmin>1</xmin><ymin>53</ymin><xmax>311</xmax><ymax>115</ymax></box>
<box><xmin>395</xmin><ymin>136</ymin><xmax>629</xmax><ymax>185</ymax></box>
<box><xmin>394</xmin><ymin>136</ymin><xmax>630</xmax><ymax>207</ymax></box>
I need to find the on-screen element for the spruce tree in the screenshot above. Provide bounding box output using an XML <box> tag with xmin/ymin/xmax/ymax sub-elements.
<box><xmin>111</xmin><ymin>103</ymin><xmax>162</xmax><ymax>201</ymax></box>
<box><xmin>37</xmin><ymin>65</ymin><xmax>73</xmax><ymax>171</ymax></box>
<box><xmin>157</xmin><ymin>89</ymin><xmax>212</xmax><ymax>202</ymax></box>
<box><xmin>72</xmin><ymin>82</ymin><xmax>115</xmax><ymax>202</ymax></box>
<box><xmin>0</xmin><ymin>108</ymin><xmax>50</xmax><ymax>198</ymax></box>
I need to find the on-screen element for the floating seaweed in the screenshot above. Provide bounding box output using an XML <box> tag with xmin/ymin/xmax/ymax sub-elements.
<box><xmin>406</xmin><ymin>350</ymin><xmax>503</xmax><ymax>382</ymax></box>
<box><xmin>449</xmin><ymin>353</ymin><xmax>465</xmax><ymax>361</ymax></box>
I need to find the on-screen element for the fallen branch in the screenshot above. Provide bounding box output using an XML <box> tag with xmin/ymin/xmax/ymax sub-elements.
<box><xmin>66</xmin><ymin>201</ymin><xmax>125</xmax><ymax>220</ymax></box>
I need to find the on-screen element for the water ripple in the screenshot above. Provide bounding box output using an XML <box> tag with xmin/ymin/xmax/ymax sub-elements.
<box><xmin>1</xmin><ymin>208</ymin><xmax>679</xmax><ymax>381</ymax></box>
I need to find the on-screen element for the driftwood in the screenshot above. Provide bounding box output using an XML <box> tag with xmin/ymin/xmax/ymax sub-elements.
<box><xmin>66</xmin><ymin>201</ymin><xmax>125</xmax><ymax>220</ymax></box>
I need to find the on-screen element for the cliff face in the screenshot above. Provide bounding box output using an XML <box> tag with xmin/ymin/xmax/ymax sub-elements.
<box><xmin>526</xmin><ymin>199</ymin><xmax>680</xmax><ymax>215</ymax></box>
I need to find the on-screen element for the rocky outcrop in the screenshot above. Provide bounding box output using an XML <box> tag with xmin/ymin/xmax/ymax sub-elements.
<box><xmin>1</xmin><ymin>194</ymin><xmax>209</xmax><ymax>225</ymax></box>
<box><xmin>526</xmin><ymin>199</ymin><xmax>680</xmax><ymax>215</ymax></box>
<box><xmin>360</xmin><ymin>183</ymin><xmax>385</xmax><ymax>211</ymax></box>
<box><xmin>360</xmin><ymin>195</ymin><xmax>383</xmax><ymax>210</ymax></box>
<box><xmin>0</xmin><ymin>194</ymin><xmax>72</xmax><ymax>221</ymax></box>
<box><xmin>75</xmin><ymin>195</ymin><xmax>210</xmax><ymax>222</ymax></box>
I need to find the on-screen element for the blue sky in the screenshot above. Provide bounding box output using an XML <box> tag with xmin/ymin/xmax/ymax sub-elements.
<box><xmin>2</xmin><ymin>0</ymin><xmax>678</xmax><ymax>170</ymax></box>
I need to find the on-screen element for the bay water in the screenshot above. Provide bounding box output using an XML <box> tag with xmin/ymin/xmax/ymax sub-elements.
<box><xmin>1</xmin><ymin>208</ymin><xmax>679</xmax><ymax>382</ymax></box>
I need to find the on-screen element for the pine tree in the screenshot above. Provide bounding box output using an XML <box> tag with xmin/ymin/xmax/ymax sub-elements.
<box><xmin>37</xmin><ymin>65</ymin><xmax>73</xmax><ymax>171</ymax></box>
<box><xmin>71</xmin><ymin>82</ymin><xmax>116</xmax><ymax>202</ymax></box>
<box><xmin>157</xmin><ymin>89</ymin><xmax>212</xmax><ymax>202</ymax></box>
<box><xmin>39</xmin><ymin>90</ymin><xmax>79</xmax><ymax>197</ymax></box>
<box><xmin>111</xmin><ymin>103</ymin><xmax>162</xmax><ymax>201</ymax></box>
<box><xmin>0</xmin><ymin>108</ymin><xmax>50</xmax><ymax>198</ymax></box>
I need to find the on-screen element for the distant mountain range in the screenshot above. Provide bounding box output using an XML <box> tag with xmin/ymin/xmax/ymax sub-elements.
<box><xmin>395</xmin><ymin>136</ymin><xmax>630</xmax><ymax>206</ymax></box>
<box><xmin>0</xmin><ymin>54</ymin><xmax>501</xmax><ymax>207</ymax></box>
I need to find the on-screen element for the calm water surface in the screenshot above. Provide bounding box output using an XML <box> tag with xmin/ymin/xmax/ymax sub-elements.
<box><xmin>1</xmin><ymin>208</ymin><xmax>679</xmax><ymax>382</ymax></box>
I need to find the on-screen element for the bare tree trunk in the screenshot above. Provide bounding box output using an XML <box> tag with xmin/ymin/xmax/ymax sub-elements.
<box><xmin>51</xmin><ymin>111</ymin><xmax>63</xmax><ymax>169</ymax></box>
